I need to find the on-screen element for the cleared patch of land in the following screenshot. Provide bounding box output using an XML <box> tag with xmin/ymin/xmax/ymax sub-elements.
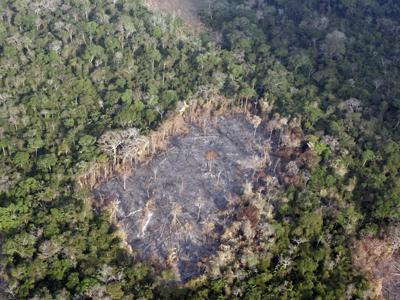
<box><xmin>93</xmin><ymin>104</ymin><xmax>307</xmax><ymax>282</ymax></box>
<box><xmin>146</xmin><ymin>0</ymin><xmax>209</xmax><ymax>30</ymax></box>
<box><xmin>95</xmin><ymin>114</ymin><xmax>277</xmax><ymax>281</ymax></box>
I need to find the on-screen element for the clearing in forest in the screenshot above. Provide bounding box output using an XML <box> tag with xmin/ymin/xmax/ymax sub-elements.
<box><xmin>93</xmin><ymin>104</ymin><xmax>306</xmax><ymax>281</ymax></box>
<box><xmin>146</xmin><ymin>0</ymin><xmax>209</xmax><ymax>30</ymax></box>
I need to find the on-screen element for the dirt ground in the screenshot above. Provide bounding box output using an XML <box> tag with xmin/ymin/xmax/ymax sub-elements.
<box><xmin>146</xmin><ymin>0</ymin><xmax>209</xmax><ymax>30</ymax></box>
<box><xmin>95</xmin><ymin>113</ymin><xmax>279</xmax><ymax>281</ymax></box>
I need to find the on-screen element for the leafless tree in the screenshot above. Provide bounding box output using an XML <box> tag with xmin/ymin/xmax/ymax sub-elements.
<box><xmin>98</xmin><ymin>128</ymin><xmax>148</xmax><ymax>167</ymax></box>
<box><xmin>204</xmin><ymin>149</ymin><xmax>218</xmax><ymax>172</ymax></box>
<box><xmin>98</xmin><ymin>131</ymin><xmax>123</xmax><ymax>166</ymax></box>
<box><xmin>250</xmin><ymin>115</ymin><xmax>262</xmax><ymax>136</ymax></box>
<box><xmin>170</xmin><ymin>202</ymin><xmax>183</xmax><ymax>230</ymax></box>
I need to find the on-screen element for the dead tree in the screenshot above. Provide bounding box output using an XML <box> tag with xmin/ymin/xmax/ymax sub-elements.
<box><xmin>204</xmin><ymin>149</ymin><xmax>218</xmax><ymax>172</ymax></box>
<box><xmin>250</xmin><ymin>115</ymin><xmax>262</xmax><ymax>137</ymax></box>
<box><xmin>99</xmin><ymin>128</ymin><xmax>148</xmax><ymax>167</ymax></box>
<box><xmin>273</xmin><ymin>158</ymin><xmax>281</xmax><ymax>175</ymax></box>
<box><xmin>98</xmin><ymin>131</ymin><xmax>123</xmax><ymax>166</ymax></box>
<box><xmin>170</xmin><ymin>202</ymin><xmax>183</xmax><ymax>230</ymax></box>
<box><xmin>116</xmin><ymin>163</ymin><xmax>131</xmax><ymax>190</ymax></box>
<box><xmin>139</xmin><ymin>199</ymin><xmax>155</xmax><ymax>237</ymax></box>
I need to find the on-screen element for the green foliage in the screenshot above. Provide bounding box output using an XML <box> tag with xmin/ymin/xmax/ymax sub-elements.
<box><xmin>204</xmin><ymin>0</ymin><xmax>400</xmax><ymax>227</ymax></box>
<box><xmin>0</xmin><ymin>202</ymin><xmax>31</xmax><ymax>233</ymax></box>
<box><xmin>0</xmin><ymin>0</ymin><xmax>218</xmax><ymax>297</ymax></box>
<box><xmin>0</xmin><ymin>0</ymin><xmax>398</xmax><ymax>298</ymax></box>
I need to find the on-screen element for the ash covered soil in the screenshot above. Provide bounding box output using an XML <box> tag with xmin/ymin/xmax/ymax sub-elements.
<box><xmin>95</xmin><ymin>114</ymin><xmax>280</xmax><ymax>281</ymax></box>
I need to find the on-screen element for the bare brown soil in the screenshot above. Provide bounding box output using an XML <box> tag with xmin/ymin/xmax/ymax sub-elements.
<box><xmin>146</xmin><ymin>0</ymin><xmax>209</xmax><ymax>30</ymax></box>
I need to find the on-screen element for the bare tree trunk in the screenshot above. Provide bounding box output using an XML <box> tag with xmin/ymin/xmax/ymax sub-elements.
<box><xmin>113</xmin><ymin>147</ymin><xmax>117</xmax><ymax>166</ymax></box>
<box><xmin>273</xmin><ymin>158</ymin><xmax>281</xmax><ymax>175</ymax></box>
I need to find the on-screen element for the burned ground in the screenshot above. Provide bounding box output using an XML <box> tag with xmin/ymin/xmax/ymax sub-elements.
<box><xmin>94</xmin><ymin>110</ymin><xmax>305</xmax><ymax>281</ymax></box>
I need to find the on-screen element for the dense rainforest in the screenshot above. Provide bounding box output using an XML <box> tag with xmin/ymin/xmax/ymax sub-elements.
<box><xmin>0</xmin><ymin>0</ymin><xmax>399</xmax><ymax>299</ymax></box>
